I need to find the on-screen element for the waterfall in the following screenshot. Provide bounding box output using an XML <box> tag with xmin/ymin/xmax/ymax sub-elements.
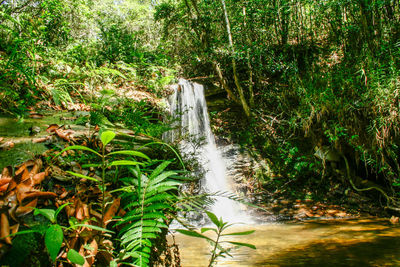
<box><xmin>166</xmin><ymin>78</ymin><xmax>250</xmax><ymax>223</ymax></box>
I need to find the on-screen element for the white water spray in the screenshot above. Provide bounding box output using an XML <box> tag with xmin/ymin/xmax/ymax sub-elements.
<box><xmin>166</xmin><ymin>79</ymin><xmax>250</xmax><ymax>223</ymax></box>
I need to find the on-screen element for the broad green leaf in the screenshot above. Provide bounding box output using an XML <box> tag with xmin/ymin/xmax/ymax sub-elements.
<box><xmin>67</xmin><ymin>249</ymin><xmax>85</xmax><ymax>265</ymax></box>
<box><xmin>34</xmin><ymin>209</ymin><xmax>55</xmax><ymax>223</ymax></box>
<box><xmin>226</xmin><ymin>241</ymin><xmax>256</xmax><ymax>249</ymax></box>
<box><xmin>55</xmin><ymin>145</ymin><xmax>101</xmax><ymax>157</ymax></box>
<box><xmin>222</xmin><ymin>230</ymin><xmax>255</xmax><ymax>236</ymax></box>
<box><xmin>109</xmin><ymin>160</ymin><xmax>142</xmax><ymax>167</ymax></box>
<box><xmin>107</xmin><ymin>150</ymin><xmax>150</xmax><ymax>160</ymax></box>
<box><xmin>206</xmin><ymin>211</ymin><xmax>220</xmax><ymax>227</ymax></box>
<box><xmin>110</xmin><ymin>260</ymin><xmax>118</xmax><ymax>267</ymax></box>
<box><xmin>45</xmin><ymin>224</ymin><xmax>63</xmax><ymax>261</ymax></box>
<box><xmin>66</xmin><ymin>171</ymin><xmax>99</xmax><ymax>182</ymax></box>
<box><xmin>100</xmin><ymin>130</ymin><xmax>116</xmax><ymax>146</ymax></box>
<box><xmin>175</xmin><ymin>229</ymin><xmax>212</xmax><ymax>241</ymax></box>
<box><xmin>72</xmin><ymin>224</ymin><xmax>114</xmax><ymax>233</ymax></box>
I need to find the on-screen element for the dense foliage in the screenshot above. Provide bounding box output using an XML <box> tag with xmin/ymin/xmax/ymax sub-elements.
<box><xmin>155</xmin><ymin>0</ymin><xmax>400</xmax><ymax>211</ymax></box>
<box><xmin>0</xmin><ymin>0</ymin><xmax>174</xmax><ymax>115</ymax></box>
<box><xmin>1</xmin><ymin>0</ymin><xmax>400</xmax><ymax>264</ymax></box>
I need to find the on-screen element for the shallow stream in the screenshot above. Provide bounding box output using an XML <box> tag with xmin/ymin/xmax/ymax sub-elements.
<box><xmin>174</xmin><ymin>218</ymin><xmax>400</xmax><ymax>266</ymax></box>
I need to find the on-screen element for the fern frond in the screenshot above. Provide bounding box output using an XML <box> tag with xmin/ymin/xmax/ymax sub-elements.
<box><xmin>117</xmin><ymin>162</ymin><xmax>182</xmax><ymax>266</ymax></box>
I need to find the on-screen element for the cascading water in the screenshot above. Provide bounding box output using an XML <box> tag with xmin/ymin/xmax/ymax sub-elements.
<box><xmin>165</xmin><ymin>78</ymin><xmax>250</xmax><ymax>223</ymax></box>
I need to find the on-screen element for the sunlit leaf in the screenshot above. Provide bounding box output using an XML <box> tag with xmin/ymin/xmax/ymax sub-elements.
<box><xmin>34</xmin><ymin>208</ymin><xmax>55</xmax><ymax>223</ymax></box>
<box><xmin>66</xmin><ymin>171</ymin><xmax>99</xmax><ymax>182</ymax></box>
<box><xmin>222</xmin><ymin>230</ymin><xmax>255</xmax><ymax>236</ymax></box>
<box><xmin>206</xmin><ymin>211</ymin><xmax>220</xmax><ymax>227</ymax></box>
<box><xmin>175</xmin><ymin>229</ymin><xmax>212</xmax><ymax>241</ymax></box>
<box><xmin>72</xmin><ymin>224</ymin><xmax>115</xmax><ymax>233</ymax></box>
<box><xmin>45</xmin><ymin>224</ymin><xmax>63</xmax><ymax>261</ymax></box>
<box><xmin>201</xmin><ymin>227</ymin><xmax>218</xmax><ymax>234</ymax></box>
<box><xmin>100</xmin><ymin>130</ymin><xmax>116</xmax><ymax>146</ymax></box>
<box><xmin>109</xmin><ymin>160</ymin><xmax>142</xmax><ymax>167</ymax></box>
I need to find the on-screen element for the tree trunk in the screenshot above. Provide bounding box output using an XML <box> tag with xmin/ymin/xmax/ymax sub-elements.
<box><xmin>220</xmin><ymin>0</ymin><xmax>251</xmax><ymax>117</ymax></box>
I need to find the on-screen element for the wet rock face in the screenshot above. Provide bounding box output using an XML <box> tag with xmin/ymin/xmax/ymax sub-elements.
<box><xmin>216</xmin><ymin>139</ymin><xmax>266</xmax><ymax>200</ymax></box>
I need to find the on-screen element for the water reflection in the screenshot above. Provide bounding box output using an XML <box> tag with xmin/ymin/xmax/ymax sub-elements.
<box><xmin>174</xmin><ymin>218</ymin><xmax>400</xmax><ymax>266</ymax></box>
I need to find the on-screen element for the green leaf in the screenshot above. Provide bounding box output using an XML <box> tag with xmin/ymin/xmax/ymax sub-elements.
<box><xmin>109</xmin><ymin>160</ymin><xmax>142</xmax><ymax>167</ymax></box>
<box><xmin>54</xmin><ymin>145</ymin><xmax>101</xmax><ymax>158</ymax></box>
<box><xmin>222</xmin><ymin>230</ymin><xmax>255</xmax><ymax>236</ymax></box>
<box><xmin>201</xmin><ymin>227</ymin><xmax>218</xmax><ymax>234</ymax></box>
<box><xmin>107</xmin><ymin>150</ymin><xmax>150</xmax><ymax>160</ymax></box>
<box><xmin>226</xmin><ymin>241</ymin><xmax>256</xmax><ymax>249</ymax></box>
<box><xmin>66</xmin><ymin>171</ymin><xmax>99</xmax><ymax>182</ymax></box>
<box><xmin>110</xmin><ymin>260</ymin><xmax>118</xmax><ymax>267</ymax></box>
<box><xmin>149</xmin><ymin>161</ymin><xmax>171</xmax><ymax>179</ymax></box>
<box><xmin>175</xmin><ymin>229</ymin><xmax>212</xmax><ymax>241</ymax></box>
<box><xmin>34</xmin><ymin>209</ymin><xmax>56</xmax><ymax>223</ymax></box>
<box><xmin>72</xmin><ymin>224</ymin><xmax>114</xmax><ymax>233</ymax></box>
<box><xmin>55</xmin><ymin>203</ymin><xmax>72</xmax><ymax>220</ymax></box>
<box><xmin>45</xmin><ymin>224</ymin><xmax>63</xmax><ymax>262</ymax></box>
<box><xmin>7</xmin><ymin>229</ymin><xmax>42</xmax><ymax>237</ymax></box>
<box><xmin>148</xmin><ymin>171</ymin><xmax>177</xmax><ymax>187</ymax></box>
<box><xmin>100</xmin><ymin>130</ymin><xmax>116</xmax><ymax>146</ymax></box>
<box><xmin>81</xmin><ymin>163</ymin><xmax>101</xmax><ymax>168</ymax></box>
<box><xmin>67</xmin><ymin>249</ymin><xmax>85</xmax><ymax>265</ymax></box>
<box><xmin>206</xmin><ymin>211</ymin><xmax>220</xmax><ymax>227</ymax></box>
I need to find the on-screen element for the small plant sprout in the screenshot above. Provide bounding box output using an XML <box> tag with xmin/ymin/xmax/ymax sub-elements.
<box><xmin>176</xmin><ymin>211</ymin><xmax>256</xmax><ymax>267</ymax></box>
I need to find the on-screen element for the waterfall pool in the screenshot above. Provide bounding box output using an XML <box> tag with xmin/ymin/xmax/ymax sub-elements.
<box><xmin>172</xmin><ymin>218</ymin><xmax>400</xmax><ymax>266</ymax></box>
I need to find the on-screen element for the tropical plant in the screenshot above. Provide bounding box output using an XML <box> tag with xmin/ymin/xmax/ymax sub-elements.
<box><xmin>114</xmin><ymin>161</ymin><xmax>183</xmax><ymax>266</ymax></box>
<box><xmin>176</xmin><ymin>211</ymin><xmax>256</xmax><ymax>267</ymax></box>
<box><xmin>13</xmin><ymin>203</ymin><xmax>112</xmax><ymax>265</ymax></box>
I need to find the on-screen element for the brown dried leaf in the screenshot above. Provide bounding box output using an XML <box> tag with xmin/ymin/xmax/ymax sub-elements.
<box><xmin>29</xmin><ymin>113</ymin><xmax>43</xmax><ymax>119</ymax></box>
<box><xmin>0</xmin><ymin>213</ymin><xmax>11</xmax><ymax>244</ymax></box>
<box><xmin>0</xmin><ymin>183</ymin><xmax>9</xmax><ymax>193</ymax></box>
<box><xmin>10</xmin><ymin>224</ymin><xmax>19</xmax><ymax>235</ymax></box>
<box><xmin>75</xmin><ymin>199</ymin><xmax>84</xmax><ymax>220</ymax></box>
<box><xmin>0</xmin><ymin>178</ymin><xmax>11</xmax><ymax>187</ymax></box>
<box><xmin>85</xmin><ymin>239</ymin><xmax>99</xmax><ymax>266</ymax></box>
<box><xmin>15</xmin><ymin>198</ymin><xmax>37</xmax><ymax>217</ymax></box>
<box><xmin>55</xmin><ymin>129</ymin><xmax>70</xmax><ymax>142</ymax></box>
<box><xmin>46</xmin><ymin>124</ymin><xmax>59</xmax><ymax>133</ymax></box>
<box><xmin>16</xmin><ymin>184</ymin><xmax>32</xmax><ymax>204</ymax></box>
<box><xmin>21</xmin><ymin>191</ymin><xmax>57</xmax><ymax>202</ymax></box>
<box><xmin>32</xmin><ymin>172</ymin><xmax>46</xmax><ymax>185</ymax></box>
<box><xmin>0</xmin><ymin>141</ymin><xmax>14</xmax><ymax>150</ymax></box>
<box><xmin>60</xmin><ymin>190</ymin><xmax>69</xmax><ymax>199</ymax></box>
<box><xmin>103</xmin><ymin>198</ymin><xmax>120</xmax><ymax>226</ymax></box>
<box><xmin>33</xmin><ymin>137</ymin><xmax>50</xmax><ymax>143</ymax></box>
<box><xmin>1</xmin><ymin>166</ymin><xmax>12</xmax><ymax>179</ymax></box>
<box><xmin>89</xmin><ymin>207</ymin><xmax>102</xmax><ymax>220</ymax></box>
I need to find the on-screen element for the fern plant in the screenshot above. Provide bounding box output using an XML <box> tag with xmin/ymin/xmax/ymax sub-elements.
<box><xmin>115</xmin><ymin>161</ymin><xmax>183</xmax><ymax>266</ymax></box>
